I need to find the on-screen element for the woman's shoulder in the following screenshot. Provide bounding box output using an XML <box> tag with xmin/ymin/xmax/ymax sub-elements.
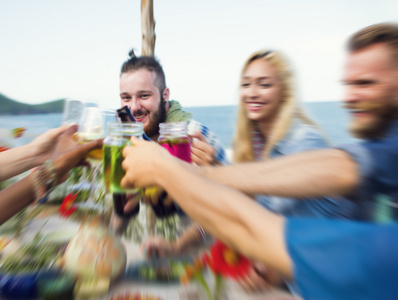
<box><xmin>275</xmin><ymin>119</ymin><xmax>329</xmax><ymax>155</ymax></box>
<box><xmin>292</xmin><ymin>121</ymin><xmax>325</xmax><ymax>140</ymax></box>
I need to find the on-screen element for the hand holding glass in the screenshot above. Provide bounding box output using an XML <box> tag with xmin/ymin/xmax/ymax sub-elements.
<box><xmin>103</xmin><ymin>122</ymin><xmax>144</xmax><ymax>217</ymax></box>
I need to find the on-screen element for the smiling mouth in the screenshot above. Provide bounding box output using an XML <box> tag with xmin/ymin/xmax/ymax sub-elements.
<box><xmin>246</xmin><ymin>102</ymin><xmax>266</xmax><ymax>110</ymax></box>
<box><xmin>133</xmin><ymin>113</ymin><xmax>148</xmax><ymax>122</ymax></box>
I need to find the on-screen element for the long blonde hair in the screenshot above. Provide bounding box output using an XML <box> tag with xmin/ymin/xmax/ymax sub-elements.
<box><xmin>232</xmin><ymin>50</ymin><xmax>316</xmax><ymax>163</ymax></box>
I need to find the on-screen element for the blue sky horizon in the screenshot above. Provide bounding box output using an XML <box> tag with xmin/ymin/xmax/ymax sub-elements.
<box><xmin>1</xmin><ymin>0</ymin><xmax>397</xmax><ymax>109</ymax></box>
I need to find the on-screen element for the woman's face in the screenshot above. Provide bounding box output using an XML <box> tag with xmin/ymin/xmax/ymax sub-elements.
<box><xmin>240</xmin><ymin>59</ymin><xmax>284</xmax><ymax>124</ymax></box>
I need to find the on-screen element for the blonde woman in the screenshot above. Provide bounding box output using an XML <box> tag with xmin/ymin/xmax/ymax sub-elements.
<box><xmin>234</xmin><ymin>50</ymin><xmax>350</xmax><ymax>217</ymax></box>
<box><xmin>142</xmin><ymin>50</ymin><xmax>351</xmax><ymax>290</ymax></box>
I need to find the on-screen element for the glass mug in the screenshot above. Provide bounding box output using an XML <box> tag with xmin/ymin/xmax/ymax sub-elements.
<box><xmin>103</xmin><ymin>122</ymin><xmax>143</xmax><ymax>217</ymax></box>
<box><xmin>148</xmin><ymin>122</ymin><xmax>192</xmax><ymax>218</ymax></box>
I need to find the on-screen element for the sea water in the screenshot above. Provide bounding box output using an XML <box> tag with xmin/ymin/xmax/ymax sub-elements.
<box><xmin>0</xmin><ymin>101</ymin><xmax>354</xmax><ymax>149</ymax></box>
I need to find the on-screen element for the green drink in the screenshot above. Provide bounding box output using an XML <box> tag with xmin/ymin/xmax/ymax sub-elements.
<box><xmin>109</xmin><ymin>142</ymin><xmax>137</xmax><ymax>193</ymax></box>
<box><xmin>102</xmin><ymin>144</ymin><xmax>112</xmax><ymax>192</ymax></box>
<box><xmin>103</xmin><ymin>122</ymin><xmax>144</xmax><ymax>204</ymax></box>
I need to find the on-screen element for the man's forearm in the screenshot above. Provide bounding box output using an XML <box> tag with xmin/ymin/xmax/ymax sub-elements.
<box><xmin>202</xmin><ymin>149</ymin><xmax>359</xmax><ymax>198</ymax></box>
<box><xmin>155</xmin><ymin>160</ymin><xmax>293</xmax><ymax>277</ymax></box>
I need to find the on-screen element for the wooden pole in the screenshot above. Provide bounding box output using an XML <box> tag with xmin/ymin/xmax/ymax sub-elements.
<box><xmin>141</xmin><ymin>0</ymin><xmax>156</xmax><ymax>56</ymax></box>
<box><xmin>141</xmin><ymin>0</ymin><xmax>157</xmax><ymax>236</ymax></box>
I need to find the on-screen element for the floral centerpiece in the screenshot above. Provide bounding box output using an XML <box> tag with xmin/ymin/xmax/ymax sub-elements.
<box><xmin>180</xmin><ymin>240</ymin><xmax>250</xmax><ymax>300</ymax></box>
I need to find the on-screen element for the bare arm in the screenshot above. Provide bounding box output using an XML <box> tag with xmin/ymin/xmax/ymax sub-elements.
<box><xmin>200</xmin><ymin>149</ymin><xmax>360</xmax><ymax>198</ymax></box>
<box><xmin>0</xmin><ymin>175</ymin><xmax>37</xmax><ymax>224</ymax></box>
<box><xmin>122</xmin><ymin>139</ymin><xmax>293</xmax><ymax>277</ymax></box>
<box><xmin>0</xmin><ymin>125</ymin><xmax>102</xmax><ymax>225</ymax></box>
<box><xmin>0</xmin><ymin>124</ymin><xmax>72</xmax><ymax>181</ymax></box>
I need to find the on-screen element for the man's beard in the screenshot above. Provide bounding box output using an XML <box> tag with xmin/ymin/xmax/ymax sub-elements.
<box><xmin>133</xmin><ymin>97</ymin><xmax>167</xmax><ymax>139</ymax></box>
<box><xmin>344</xmin><ymin>100</ymin><xmax>397</xmax><ymax>139</ymax></box>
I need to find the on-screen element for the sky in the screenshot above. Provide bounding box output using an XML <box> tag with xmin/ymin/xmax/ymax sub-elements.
<box><xmin>0</xmin><ymin>0</ymin><xmax>397</xmax><ymax>109</ymax></box>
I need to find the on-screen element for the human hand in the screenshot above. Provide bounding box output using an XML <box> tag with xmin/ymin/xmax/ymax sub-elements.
<box><xmin>29</xmin><ymin>124</ymin><xmax>74</xmax><ymax>164</ymax></box>
<box><xmin>238</xmin><ymin>263</ymin><xmax>283</xmax><ymax>292</ymax></box>
<box><xmin>121</xmin><ymin>191</ymin><xmax>142</xmax><ymax>215</ymax></box>
<box><xmin>189</xmin><ymin>130</ymin><xmax>217</xmax><ymax>166</ymax></box>
<box><xmin>141</xmin><ymin>237</ymin><xmax>178</xmax><ymax>258</ymax></box>
<box><xmin>121</xmin><ymin>137</ymin><xmax>176</xmax><ymax>189</ymax></box>
<box><xmin>51</xmin><ymin>124</ymin><xmax>103</xmax><ymax>183</ymax></box>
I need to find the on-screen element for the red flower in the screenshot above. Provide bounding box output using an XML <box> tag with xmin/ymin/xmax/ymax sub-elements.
<box><xmin>202</xmin><ymin>240</ymin><xmax>250</xmax><ymax>279</ymax></box>
<box><xmin>0</xmin><ymin>146</ymin><xmax>9</xmax><ymax>152</ymax></box>
<box><xmin>58</xmin><ymin>193</ymin><xmax>77</xmax><ymax>217</ymax></box>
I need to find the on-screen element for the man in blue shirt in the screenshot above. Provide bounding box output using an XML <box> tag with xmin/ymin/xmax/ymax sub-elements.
<box><xmin>120</xmin><ymin>23</ymin><xmax>398</xmax><ymax>299</ymax></box>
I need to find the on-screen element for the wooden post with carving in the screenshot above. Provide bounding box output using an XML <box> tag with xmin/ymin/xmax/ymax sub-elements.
<box><xmin>141</xmin><ymin>0</ymin><xmax>156</xmax><ymax>56</ymax></box>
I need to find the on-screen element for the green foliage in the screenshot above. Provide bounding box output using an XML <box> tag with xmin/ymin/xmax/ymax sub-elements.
<box><xmin>0</xmin><ymin>93</ymin><xmax>65</xmax><ymax>115</ymax></box>
<box><xmin>0</xmin><ymin>231</ymin><xmax>61</xmax><ymax>274</ymax></box>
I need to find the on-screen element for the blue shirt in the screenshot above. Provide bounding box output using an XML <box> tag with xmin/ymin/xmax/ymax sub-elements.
<box><xmin>286</xmin><ymin>218</ymin><xmax>398</xmax><ymax>300</ymax></box>
<box><xmin>256</xmin><ymin>119</ymin><xmax>355</xmax><ymax>219</ymax></box>
<box><xmin>337</xmin><ymin>120</ymin><xmax>398</xmax><ymax>221</ymax></box>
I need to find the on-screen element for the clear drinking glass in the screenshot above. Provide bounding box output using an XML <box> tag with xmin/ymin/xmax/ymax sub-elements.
<box><xmin>62</xmin><ymin>98</ymin><xmax>98</xmax><ymax>125</ymax></box>
<box><xmin>75</xmin><ymin>107</ymin><xmax>118</xmax><ymax>203</ymax></box>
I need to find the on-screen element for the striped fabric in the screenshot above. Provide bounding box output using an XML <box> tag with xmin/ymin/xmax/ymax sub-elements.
<box><xmin>252</xmin><ymin>126</ymin><xmax>266</xmax><ymax>161</ymax></box>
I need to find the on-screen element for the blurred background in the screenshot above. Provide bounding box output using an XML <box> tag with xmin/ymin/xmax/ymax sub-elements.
<box><xmin>0</xmin><ymin>0</ymin><xmax>395</xmax><ymax>148</ymax></box>
<box><xmin>0</xmin><ymin>0</ymin><xmax>396</xmax><ymax>108</ymax></box>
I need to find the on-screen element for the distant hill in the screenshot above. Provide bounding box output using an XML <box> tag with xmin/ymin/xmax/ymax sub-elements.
<box><xmin>0</xmin><ymin>93</ymin><xmax>65</xmax><ymax>115</ymax></box>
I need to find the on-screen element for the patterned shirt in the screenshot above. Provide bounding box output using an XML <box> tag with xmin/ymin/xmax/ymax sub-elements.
<box><xmin>252</xmin><ymin>125</ymin><xmax>266</xmax><ymax>160</ymax></box>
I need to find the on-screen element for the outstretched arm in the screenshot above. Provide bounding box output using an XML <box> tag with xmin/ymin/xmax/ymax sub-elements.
<box><xmin>0</xmin><ymin>124</ymin><xmax>73</xmax><ymax>181</ymax></box>
<box><xmin>122</xmin><ymin>139</ymin><xmax>292</xmax><ymax>277</ymax></box>
<box><xmin>200</xmin><ymin>148</ymin><xmax>360</xmax><ymax>198</ymax></box>
<box><xmin>0</xmin><ymin>125</ymin><xmax>102</xmax><ymax>224</ymax></box>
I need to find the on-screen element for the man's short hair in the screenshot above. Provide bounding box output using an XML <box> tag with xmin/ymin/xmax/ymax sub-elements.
<box><xmin>348</xmin><ymin>22</ymin><xmax>398</xmax><ymax>65</ymax></box>
<box><xmin>120</xmin><ymin>49</ymin><xmax>166</xmax><ymax>94</ymax></box>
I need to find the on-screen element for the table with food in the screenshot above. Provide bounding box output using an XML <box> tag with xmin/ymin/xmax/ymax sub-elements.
<box><xmin>0</xmin><ymin>107</ymin><xmax>300</xmax><ymax>300</ymax></box>
<box><xmin>0</xmin><ymin>200</ymin><xmax>300</xmax><ymax>300</ymax></box>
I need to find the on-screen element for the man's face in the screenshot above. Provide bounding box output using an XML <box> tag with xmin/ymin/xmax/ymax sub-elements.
<box><xmin>342</xmin><ymin>43</ymin><xmax>398</xmax><ymax>139</ymax></box>
<box><xmin>120</xmin><ymin>69</ymin><xmax>169</xmax><ymax>138</ymax></box>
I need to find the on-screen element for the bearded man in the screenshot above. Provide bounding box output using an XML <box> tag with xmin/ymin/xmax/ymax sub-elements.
<box><xmin>119</xmin><ymin>49</ymin><xmax>227</xmax><ymax>165</ymax></box>
<box><xmin>111</xmin><ymin>49</ymin><xmax>228</xmax><ymax>232</ymax></box>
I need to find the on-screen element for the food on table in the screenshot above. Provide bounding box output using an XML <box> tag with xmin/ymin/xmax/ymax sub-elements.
<box><xmin>63</xmin><ymin>217</ymin><xmax>127</xmax><ymax>281</ymax></box>
<box><xmin>0</xmin><ymin>232</ymin><xmax>68</xmax><ymax>299</ymax></box>
<box><xmin>109</xmin><ymin>291</ymin><xmax>163</xmax><ymax>300</ymax></box>
<box><xmin>126</xmin><ymin>259</ymin><xmax>188</xmax><ymax>282</ymax></box>
<box><xmin>74</xmin><ymin>277</ymin><xmax>110</xmax><ymax>299</ymax></box>
<box><xmin>0</xmin><ymin>232</ymin><xmax>61</xmax><ymax>274</ymax></box>
<box><xmin>0</xmin><ymin>236</ymin><xmax>11</xmax><ymax>252</ymax></box>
